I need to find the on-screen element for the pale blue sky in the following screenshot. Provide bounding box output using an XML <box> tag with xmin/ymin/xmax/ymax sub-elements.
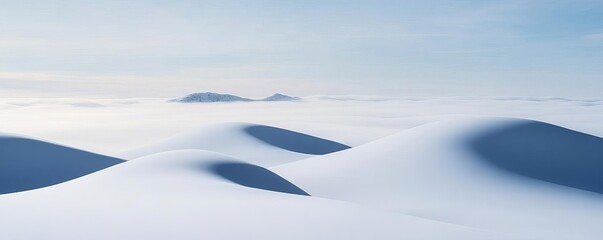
<box><xmin>0</xmin><ymin>0</ymin><xmax>602</xmax><ymax>97</ymax></box>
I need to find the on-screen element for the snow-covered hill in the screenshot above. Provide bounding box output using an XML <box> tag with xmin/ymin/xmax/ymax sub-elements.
<box><xmin>171</xmin><ymin>92</ymin><xmax>299</xmax><ymax>103</ymax></box>
<box><xmin>274</xmin><ymin>117</ymin><xmax>603</xmax><ymax>239</ymax></box>
<box><xmin>1</xmin><ymin>116</ymin><xmax>603</xmax><ymax>239</ymax></box>
<box><xmin>0</xmin><ymin>149</ymin><xmax>513</xmax><ymax>240</ymax></box>
<box><xmin>262</xmin><ymin>93</ymin><xmax>300</xmax><ymax>102</ymax></box>
<box><xmin>171</xmin><ymin>92</ymin><xmax>253</xmax><ymax>103</ymax></box>
<box><xmin>119</xmin><ymin>122</ymin><xmax>350</xmax><ymax>166</ymax></box>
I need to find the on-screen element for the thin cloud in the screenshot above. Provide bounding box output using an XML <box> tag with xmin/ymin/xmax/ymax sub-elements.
<box><xmin>585</xmin><ymin>33</ymin><xmax>603</xmax><ymax>40</ymax></box>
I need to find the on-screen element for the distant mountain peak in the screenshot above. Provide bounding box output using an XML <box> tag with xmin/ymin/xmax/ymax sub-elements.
<box><xmin>171</xmin><ymin>92</ymin><xmax>300</xmax><ymax>103</ymax></box>
<box><xmin>263</xmin><ymin>93</ymin><xmax>300</xmax><ymax>102</ymax></box>
<box><xmin>172</xmin><ymin>92</ymin><xmax>253</xmax><ymax>103</ymax></box>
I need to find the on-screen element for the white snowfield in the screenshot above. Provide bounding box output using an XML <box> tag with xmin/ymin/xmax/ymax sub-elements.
<box><xmin>119</xmin><ymin>122</ymin><xmax>350</xmax><ymax>166</ymax></box>
<box><xmin>275</xmin><ymin>118</ymin><xmax>603</xmax><ymax>239</ymax></box>
<box><xmin>1</xmin><ymin>111</ymin><xmax>603</xmax><ymax>239</ymax></box>
<box><xmin>0</xmin><ymin>150</ymin><xmax>511</xmax><ymax>240</ymax></box>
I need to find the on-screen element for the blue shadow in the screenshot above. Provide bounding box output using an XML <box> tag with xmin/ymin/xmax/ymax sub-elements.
<box><xmin>470</xmin><ymin>122</ymin><xmax>603</xmax><ymax>194</ymax></box>
<box><xmin>0</xmin><ymin>137</ymin><xmax>124</xmax><ymax>194</ymax></box>
<box><xmin>244</xmin><ymin>125</ymin><xmax>350</xmax><ymax>155</ymax></box>
<box><xmin>209</xmin><ymin>162</ymin><xmax>309</xmax><ymax>196</ymax></box>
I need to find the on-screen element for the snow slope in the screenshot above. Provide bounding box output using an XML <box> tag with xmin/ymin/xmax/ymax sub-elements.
<box><xmin>119</xmin><ymin>122</ymin><xmax>350</xmax><ymax>166</ymax></box>
<box><xmin>0</xmin><ymin>133</ymin><xmax>123</xmax><ymax>194</ymax></box>
<box><xmin>2</xmin><ymin>114</ymin><xmax>603</xmax><ymax>239</ymax></box>
<box><xmin>274</xmin><ymin>117</ymin><xmax>603</xmax><ymax>239</ymax></box>
<box><xmin>0</xmin><ymin>150</ymin><xmax>514</xmax><ymax>240</ymax></box>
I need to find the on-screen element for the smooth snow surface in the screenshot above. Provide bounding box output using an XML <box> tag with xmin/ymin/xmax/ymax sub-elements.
<box><xmin>120</xmin><ymin>123</ymin><xmax>350</xmax><ymax>166</ymax></box>
<box><xmin>275</xmin><ymin>118</ymin><xmax>603</xmax><ymax>239</ymax></box>
<box><xmin>0</xmin><ymin>150</ymin><xmax>514</xmax><ymax>240</ymax></box>
<box><xmin>2</xmin><ymin>97</ymin><xmax>603</xmax><ymax>239</ymax></box>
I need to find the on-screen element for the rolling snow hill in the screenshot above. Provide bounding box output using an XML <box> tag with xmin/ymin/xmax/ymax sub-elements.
<box><xmin>0</xmin><ymin>149</ymin><xmax>513</xmax><ymax>240</ymax></box>
<box><xmin>274</xmin><ymin>117</ymin><xmax>603</xmax><ymax>239</ymax></box>
<box><xmin>119</xmin><ymin>122</ymin><xmax>350</xmax><ymax>166</ymax></box>
<box><xmin>1</xmin><ymin>116</ymin><xmax>603</xmax><ymax>239</ymax></box>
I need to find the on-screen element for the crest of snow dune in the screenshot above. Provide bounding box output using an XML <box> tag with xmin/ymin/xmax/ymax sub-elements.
<box><xmin>119</xmin><ymin>122</ymin><xmax>350</xmax><ymax>166</ymax></box>
<box><xmin>274</xmin><ymin>117</ymin><xmax>603</xmax><ymax>238</ymax></box>
<box><xmin>4</xmin><ymin>117</ymin><xmax>603</xmax><ymax>239</ymax></box>
<box><xmin>0</xmin><ymin>149</ymin><xmax>512</xmax><ymax>240</ymax></box>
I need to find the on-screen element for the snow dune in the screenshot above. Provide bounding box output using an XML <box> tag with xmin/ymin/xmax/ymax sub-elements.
<box><xmin>0</xmin><ymin>133</ymin><xmax>123</xmax><ymax>194</ymax></box>
<box><xmin>274</xmin><ymin>117</ymin><xmax>603</xmax><ymax>239</ymax></box>
<box><xmin>0</xmin><ymin>150</ymin><xmax>512</xmax><ymax>240</ymax></box>
<box><xmin>120</xmin><ymin>123</ymin><xmax>350</xmax><ymax>166</ymax></box>
<box><xmin>1</xmin><ymin>116</ymin><xmax>603</xmax><ymax>239</ymax></box>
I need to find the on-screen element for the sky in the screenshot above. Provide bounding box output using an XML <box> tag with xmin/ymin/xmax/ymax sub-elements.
<box><xmin>0</xmin><ymin>0</ymin><xmax>602</xmax><ymax>98</ymax></box>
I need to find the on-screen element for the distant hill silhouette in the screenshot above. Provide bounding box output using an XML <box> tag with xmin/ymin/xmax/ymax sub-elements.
<box><xmin>171</xmin><ymin>92</ymin><xmax>299</xmax><ymax>103</ymax></box>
